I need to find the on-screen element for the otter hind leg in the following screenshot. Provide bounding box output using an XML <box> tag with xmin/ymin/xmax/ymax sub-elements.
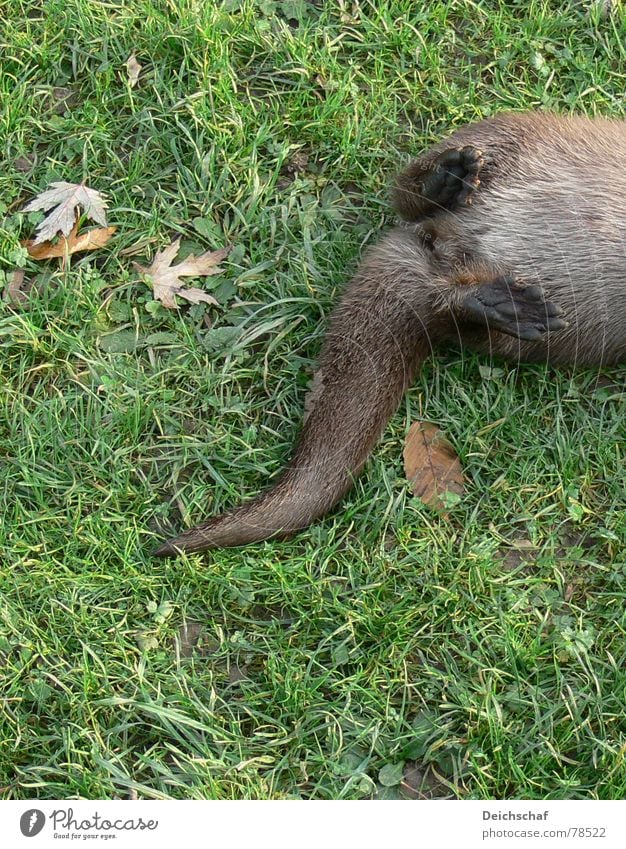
<box><xmin>457</xmin><ymin>274</ymin><xmax>568</xmax><ymax>342</ymax></box>
<box><xmin>393</xmin><ymin>145</ymin><xmax>484</xmax><ymax>221</ymax></box>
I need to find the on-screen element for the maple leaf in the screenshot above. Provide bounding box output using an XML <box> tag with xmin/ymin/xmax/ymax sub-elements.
<box><xmin>23</xmin><ymin>222</ymin><xmax>117</xmax><ymax>260</ymax></box>
<box><xmin>22</xmin><ymin>182</ymin><xmax>108</xmax><ymax>245</ymax></box>
<box><xmin>403</xmin><ymin>421</ymin><xmax>464</xmax><ymax>513</ymax></box>
<box><xmin>133</xmin><ymin>239</ymin><xmax>231</xmax><ymax>309</ymax></box>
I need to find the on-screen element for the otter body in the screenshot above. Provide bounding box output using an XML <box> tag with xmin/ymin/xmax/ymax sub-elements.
<box><xmin>155</xmin><ymin>111</ymin><xmax>626</xmax><ymax>557</ymax></box>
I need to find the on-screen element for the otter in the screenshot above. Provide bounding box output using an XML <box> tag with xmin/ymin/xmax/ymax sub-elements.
<box><xmin>154</xmin><ymin>111</ymin><xmax>626</xmax><ymax>557</ymax></box>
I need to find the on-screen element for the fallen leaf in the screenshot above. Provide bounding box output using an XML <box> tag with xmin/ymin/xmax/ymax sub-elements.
<box><xmin>133</xmin><ymin>239</ymin><xmax>231</xmax><ymax>309</ymax></box>
<box><xmin>23</xmin><ymin>223</ymin><xmax>117</xmax><ymax>260</ymax></box>
<box><xmin>403</xmin><ymin>421</ymin><xmax>464</xmax><ymax>511</ymax></box>
<box><xmin>126</xmin><ymin>53</ymin><xmax>142</xmax><ymax>87</ymax></box>
<box><xmin>4</xmin><ymin>269</ymin><xmax>28</xmax><ymax>305</ymax></box>
<box><xmin>23</xmin><ymin>182</ymin><xmax>109</xmax><ymax>245</ymax></box>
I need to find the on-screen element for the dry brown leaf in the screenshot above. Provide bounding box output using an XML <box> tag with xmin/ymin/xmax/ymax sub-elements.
<box><xmin>126</xmin><ymin>53</ymin><xmax>142</xmax><ymax>87</ymax></box>
<box><xmin>22</xmin><ymin>182</ymin><xmax>109</xmax><ymax>245</ymax></box>
<box><xmin>4</xmin><ymin>269</ymin><xmax>28</xmax><ymax>305</ymax></box>
<box><xmin>133</xmin><ymin>239</ymin><xmax>231</xmax><ymax>309</ymax></box>
<box><xmin>403</xmin><ymin>421</ymin><xmax>464</xmax><ymax>512</ymax></box>
<box><xmin>23</xmin><ymin>223</ymin><xmax>117</xmax><ymax>260</ymax></box>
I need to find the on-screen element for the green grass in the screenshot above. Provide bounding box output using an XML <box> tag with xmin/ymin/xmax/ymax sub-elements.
<box><xmin>1</xmin><ymin>0</ymin><xmax>625</xmax><ymax>800</ymax></box>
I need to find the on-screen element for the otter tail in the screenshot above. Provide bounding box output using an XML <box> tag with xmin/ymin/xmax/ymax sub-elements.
<box><xmin>154</xmin><ymin>230</ymin><xmax>443</xmax><ymax>557</ymax></box>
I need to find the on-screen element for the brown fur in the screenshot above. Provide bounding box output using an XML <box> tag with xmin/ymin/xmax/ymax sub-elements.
<box><xmin>154</xmin><ymin>111</ymin><xmax>626</xmax><ymax>557</ymax></box>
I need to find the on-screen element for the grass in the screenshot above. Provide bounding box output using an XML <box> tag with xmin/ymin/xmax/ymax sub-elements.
<box><xmin>0</xmin><ymin>0</ymin><xmax>625</xmax><ymax>800</ymax></box>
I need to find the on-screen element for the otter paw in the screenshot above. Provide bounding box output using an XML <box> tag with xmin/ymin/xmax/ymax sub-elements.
<box><xmin>460</xmin><ymin>275</ymin><xmax>568</xmax><ymax>341</ymax></box>
<box><xmin>420</xmin><ymin>146</ymin><xmax>484</xmax><ymax>210</ymax></box>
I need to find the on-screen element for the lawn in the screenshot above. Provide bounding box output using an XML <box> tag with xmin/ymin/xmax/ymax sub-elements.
<box><xmin>1</xmin><ymin>0</ymin><xmax>625</xmax><ymax>800</ymax></box>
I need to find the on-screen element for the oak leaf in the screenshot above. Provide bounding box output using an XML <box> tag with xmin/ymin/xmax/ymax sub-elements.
<box><xmin>133</xmin><ymin>239</ymin><xmax>231</xmax><ymax>309</ymax></box>
<box><xmin>403</xmin><ymin>421</ymin><xmax>464</xmax><ymax>512</ymax></box>
<box><xmin>23</xmin><ymin>182</ymin><xmax>108</xmax><ymax>245</ymax></box>
<box><xmin>23</xmin><ymin>223</ymin><xmax>117</xmax><ymax>260</ymax></box>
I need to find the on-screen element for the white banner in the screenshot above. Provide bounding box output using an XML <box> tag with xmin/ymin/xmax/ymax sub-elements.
<box><xmin>1</xmin><ymin>799</ymin><xmax>624</xmax><ymax>849</ymax></box>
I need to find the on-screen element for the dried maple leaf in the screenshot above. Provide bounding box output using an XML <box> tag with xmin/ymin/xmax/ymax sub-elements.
<box><xmin>23</xmin><ymin>223</ymin><xmax>117</xmax><ymax>260</ymax></box>
<box><xmin>22</xmin><ymin>182</ymin><xmax>108</xmax><ymax>245</ymax></box>
<box><xmin>403</xmin><ymin>421</ymin><xmax>464</xmax><ymax>512</ymax></box>
<box><xmin>133</xmin><ymin>239</ymin><xmax>231</xmax><ymax>309</ymax></box>
<box><xmin>126</xmin><ymin>53</ymin><xmax>142</xmax><ymax>87</ymax></box>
